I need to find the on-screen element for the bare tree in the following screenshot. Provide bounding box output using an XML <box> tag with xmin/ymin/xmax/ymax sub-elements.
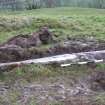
<box><xmin>44</xmin><ymin>0</ymin><xmax>55</xmax><ymax>8</ymax></box>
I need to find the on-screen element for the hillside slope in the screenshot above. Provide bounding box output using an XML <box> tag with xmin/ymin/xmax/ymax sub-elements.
<box><xmin>0</xmin><ymin>7</ymin><xmax>105</xmax><ymax>43</ymax></box>
<box><xmin>0</xmin><ymin>7</ymin><xmax>105</xmax><ymax>105</ymax></box>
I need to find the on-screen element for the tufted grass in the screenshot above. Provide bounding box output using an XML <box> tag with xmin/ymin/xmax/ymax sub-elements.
<box><xmin>0</xmin><ymin>7</ymin><xmax>105</xmax><ymax>43</ymax></box>
<box><xmin>0</xmin><ymin>7</ymin><xmax>105</xmax><ymax>104</ymax></box>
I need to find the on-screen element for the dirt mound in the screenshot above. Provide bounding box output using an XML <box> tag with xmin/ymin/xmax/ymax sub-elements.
<box><xmin>0</xmin><ymin>45</ymin><xmax>28</xmax><ymax>62</ymax></box>
<box><xmin>2</xmin><ymin>34</ymin><xmax>41</xmax><ymax>48</ymax></box>
<box><xmin>48</xmin><ymin>38</ymin><xmax>105</xmax><ymax>55</ymax></box>
<box><xmin>2</xmin><ymin>27</ymin><xmax>53</xmax><ymax>48</ymax></box>
<box><xmin>1</xmin><ymin>27</ymin><xmax>105</xmax><ymax>63</ymax></box>
<box><xmin>0</xmin><ymin>27</ymin><xmax>54</xmax><ymax>62</ymax></box>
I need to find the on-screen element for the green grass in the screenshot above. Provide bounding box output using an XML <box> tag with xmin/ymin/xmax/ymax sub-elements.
<box><xmin>0</xmin><ymin>7</ymin><xmax>105</xmax><ymax>87</ymax></box>
<box><xmin>0</xmin><ymin>7</ymin><xmax>105</xmax><ymax>104</ymax></box>
<box><xmin>0</xmin><ymin>7</ymin><xmax>102</xmax><ymax>76</ymax></box>
<box><xmin>0</xmin><ymin>7</ymin><xmax>105</xmax><ymax>43</ymax></box>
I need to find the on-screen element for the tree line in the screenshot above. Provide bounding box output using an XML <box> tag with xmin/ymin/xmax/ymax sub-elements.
<box><xmin>25</xmin><ymin>0</ymin><xmax>105</xmax><ymax>9</ymax></box>
<box><xmin>0</xmin><ymin>0</ymin><xmax>105</xmax><ymax>10</ymax></box>
<box><xmin>47</xmin><ymin>0</ymin><xmax>105</xmax><ymax>8</ymax></box>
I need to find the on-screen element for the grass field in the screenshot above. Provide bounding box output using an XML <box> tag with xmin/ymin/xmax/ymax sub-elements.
<box><xmin>0</xmin><ymin>7</ymin><xmax>105</xmax><ymax>104</ymax></box>
<box><xmin>0</xmin><ymin>7</ymin><xmax>105</xmax><ymax>43</ymax></box>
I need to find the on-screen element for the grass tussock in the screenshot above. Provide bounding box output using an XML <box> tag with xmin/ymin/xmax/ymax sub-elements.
<box><xmin>0</xmin><ymin>7</ymin><xmax>105</xmax><ymax>104</ymax></box>
<box><xmin>0</xmin><ymin>7</ymin><xmax>105</xmax><ymax>43</ymax></box>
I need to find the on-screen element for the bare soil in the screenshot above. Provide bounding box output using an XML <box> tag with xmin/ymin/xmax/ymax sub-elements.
<box><xmin>0</xmin><ymin>70</ymin><xmax>105</xmax><ymax>105</ymax></box>
<box><xmin>0</xmin><ymin>27</ymin><xmax>105</xmax><ymax>63</ymax></box>
<box><xmin>0</xmin><ymin>27</ymin><xmax>105</xmax><ymax>104</ymax></box>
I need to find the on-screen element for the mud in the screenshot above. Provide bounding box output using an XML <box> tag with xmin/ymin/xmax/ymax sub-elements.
<box><xmin>0</xmin><ymin>27</ymin><xmax>105</xmax><ymax>63</ymax></box>
<box><xmin>1</xmin><ymin>70</ymin><xmax>105</xmax><ymax>105</ymax></box>
<box><xmin>88</xmin><ymin>71</ymin><xmax>105</xmax><ymax>91</ymax></box>
<box><xmin>0</xmin><ymin>27</ymin><xmax>105</xmax><ymax>104</ymax></box>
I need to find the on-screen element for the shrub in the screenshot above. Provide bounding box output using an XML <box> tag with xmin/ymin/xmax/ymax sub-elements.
<box><xmin>25</xmin><ymin>0</ymin><xmax>41</xmax><ymax>10</ymax></box>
